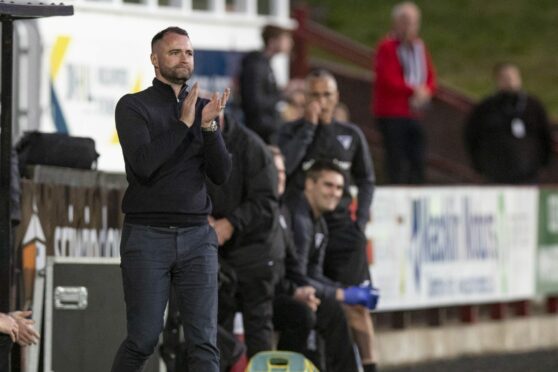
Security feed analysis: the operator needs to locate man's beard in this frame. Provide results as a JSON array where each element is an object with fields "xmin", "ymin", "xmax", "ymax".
[{"xmin": 160, "ymin": 64, "xmax": 193, "ymax": 85}]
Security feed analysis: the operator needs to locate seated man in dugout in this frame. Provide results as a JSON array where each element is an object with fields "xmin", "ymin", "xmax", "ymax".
[{"xmin": 273, "ymin": 154, "xmax": 378, "ymax": 371}]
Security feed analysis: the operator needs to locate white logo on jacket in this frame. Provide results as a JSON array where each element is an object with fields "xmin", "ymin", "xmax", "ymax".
[
  {"xmin": 315, "ymin": 233, "xmax": 325, "ymax": 249},
  {"xmin": 336, "ymin": 135, "xmax": 353, "ymax": 150}
]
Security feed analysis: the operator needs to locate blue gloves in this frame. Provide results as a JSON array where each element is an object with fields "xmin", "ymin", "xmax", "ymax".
[{"xmin": 343, "ymin": 284, "xmax": 380, "ymax": 310}]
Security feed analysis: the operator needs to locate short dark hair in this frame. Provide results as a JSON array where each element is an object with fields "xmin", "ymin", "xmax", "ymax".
[
  {"xmin": 151, "ymin": 27, "xmax": 189, "ymax": 49},
  {"xmin": 305, "ymin": 68, "xmax": 338, "ymax": 88},
  {"xmin": 305, "ymin": 159, "xmax": 345, "ymax": 182},
  {"xmin": 262, "ymin": 24, "xmax": 291, "ymax": 46}
]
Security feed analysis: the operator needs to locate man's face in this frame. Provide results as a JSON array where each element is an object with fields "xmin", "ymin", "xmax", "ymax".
[
  {"xmin": 306, "ymin": 170, "xmax": 344, "ymax": 214},
  {"xmin": 496, "ymin": 66, "xmax": 522, "ymax": 93},
  {"xmin": 151, "ymin": 32, "xmax": 194, "ymax": 85},
  {"xmin": 273, "ymin": 154, "xmax": 286, "ymax": 197},
  {"xmin": 394, "ymin": 6, "xmax": 421, "ymax": 42},
  {"xmin": 277, "ymin": 33, "xmax": 293, "ymax": 54},
  {"xmin": 306, "ymin": 78, "xmax": 339, "ymax": 118},
  {"xmin": 268, "ymin": 33, "xmax": 293, "ymax": 55}
]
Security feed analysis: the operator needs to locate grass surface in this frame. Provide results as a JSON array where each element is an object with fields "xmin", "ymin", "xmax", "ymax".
[{"xmin": 302, "ymin": 0, "xmax": 558, "ymax": 118}]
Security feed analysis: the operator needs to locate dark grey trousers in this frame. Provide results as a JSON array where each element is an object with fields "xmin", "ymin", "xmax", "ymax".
[{"xmin": 111, "ymin": 223, "xmax": 219, "ymax": 372}]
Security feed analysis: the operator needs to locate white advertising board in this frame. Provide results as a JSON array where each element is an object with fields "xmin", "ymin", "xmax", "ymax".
[{"xmin": 367, "ymin": 187, "xmax": 538, "ymax": 311}]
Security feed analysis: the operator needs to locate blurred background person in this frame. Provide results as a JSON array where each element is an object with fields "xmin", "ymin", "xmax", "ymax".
[
  {"xmin": 333, "ymin": 102, "xmax": 351, "ymax": 123},
  {"xmin": 464, "ymin": 62, "xmax": 552, "ymax": 184},
  {"xmin": 281, "ymin": 86, "xmax": 306, "ymax": 122},
  {"xmin": 239, "ymin": 24, "xmax": 293, "ymax": 144},
  {"xmin": 372, "ymin": 1, "xmax": 437, "ymax": 184}
]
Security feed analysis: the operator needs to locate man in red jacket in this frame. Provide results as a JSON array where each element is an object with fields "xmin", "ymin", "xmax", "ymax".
[{"xmin": 372, "ymin": 1, "xmax": 436, "ymax": 184}]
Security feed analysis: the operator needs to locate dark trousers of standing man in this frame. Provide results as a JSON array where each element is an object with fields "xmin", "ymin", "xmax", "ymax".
[
  {"xmin": 378, "ymin": 117, "xmax": 426, "ymax": 184},
  {"xmin": 111, "ymin": 223, "xmax": 220, "ymax": 372},
  {"xmin": 273, "ymin": 294, "xmax": 359, "ymax": 372}
]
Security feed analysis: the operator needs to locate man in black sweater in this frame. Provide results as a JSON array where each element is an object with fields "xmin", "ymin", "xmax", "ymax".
[
  {"xmin": 239, "ymin": 24, "xmax": 292, "ymax": 144},
  {"xmin": 206, "ymin": 112, "xmax": 280, "ymax": 358},
  {"xmin": 112, "ymin": 27, "xmax": 231, "ymax": 372}
]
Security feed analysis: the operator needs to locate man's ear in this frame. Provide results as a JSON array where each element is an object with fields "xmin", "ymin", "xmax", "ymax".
[
  {"xmin": 150, "ymin": 53, "xmax": 158, "ymax": 69},
  {"xmin": 304, "ymin": 177, "xmax": 314, "ymax": 192}
]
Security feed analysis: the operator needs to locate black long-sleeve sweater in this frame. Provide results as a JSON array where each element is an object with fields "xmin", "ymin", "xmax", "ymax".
[{"xmin": 115, "ymin": 78, "xmax": 231, "ymax": 226}]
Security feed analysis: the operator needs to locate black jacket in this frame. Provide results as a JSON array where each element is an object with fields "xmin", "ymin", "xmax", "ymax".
[
  {"xmin": 286, "ymin": 194, "xmax": 340, "ymax": 301},
  {"xmin": 239, "ymin": 51, "xmax": 282, "ymax": 144},
  {"xmin": 274, "ymin": 203, "xmax": 311, "ymax": 296},
  {"xmin": 115, "ymin": 78, "xmax": 231, "ymax": 226},
  {"xmin": 206, "ymin": 113, "xmax": 281, "ymax": 269},
  {"xmin": 465, "ymin": 91, "xmax": 551, "ymax": 183},
  {"xmin": 278, "ymin": 119, "xmax": 375, "ymax": 228}
]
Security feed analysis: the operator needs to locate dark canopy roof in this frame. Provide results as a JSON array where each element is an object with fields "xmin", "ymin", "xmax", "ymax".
[{"xmin": 0, "ymin": 0, "xmax": 73, "ymax": 19}]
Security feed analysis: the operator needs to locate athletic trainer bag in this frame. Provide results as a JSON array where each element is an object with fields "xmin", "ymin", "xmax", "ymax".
[{"xmin": 16, "ymin": 131, "xmax": 99, "ymax": 174}]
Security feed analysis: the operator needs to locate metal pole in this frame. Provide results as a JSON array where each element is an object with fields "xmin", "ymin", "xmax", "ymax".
[{"xmin": 0, "ymin": 17, "xmax": 14, "ymax": 318}]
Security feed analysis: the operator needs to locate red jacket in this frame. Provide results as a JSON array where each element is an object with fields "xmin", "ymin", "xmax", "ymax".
[{"xmin": 372, "ymin": 35, "xmax": 437, "ymax": 118}]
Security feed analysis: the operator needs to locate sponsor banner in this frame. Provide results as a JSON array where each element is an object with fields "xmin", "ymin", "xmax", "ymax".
[
  {"xmin": 537, "ymin": 188, "xmax": 558, "ymax": 294},
  {"xmin": 16, "ymin": 179, "xmax": 125, "ymax": 259},
  {"xmin": 368, "ymin": 187, "xmax": 538, "ymax": 311}
]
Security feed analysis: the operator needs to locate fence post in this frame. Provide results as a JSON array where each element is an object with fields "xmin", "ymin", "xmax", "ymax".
[{"xmin": 291, "ymin": 5, "xmax": 309, "ymax": 78}]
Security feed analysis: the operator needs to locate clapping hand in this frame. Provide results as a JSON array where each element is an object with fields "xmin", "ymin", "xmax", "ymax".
[
  {"xmin": 201, "ymin": 88, "xmax": 231, "ymax": 126},
  {"xmin": 180, "ymin": 82, "xmax": 200, "ymax": 127},
  {"xmin": 179, "ymin": 83, "xmax": 230, "ymax": 128}
]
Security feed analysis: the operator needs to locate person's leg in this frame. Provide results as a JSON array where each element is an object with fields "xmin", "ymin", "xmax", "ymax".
[
  {"xmin": 323, "ymin": 217, "xmax": 370, "ymax": 287},
  {"xmin": 315, "ymin": 298, "xmax": 359, "ymax": 372},
  {"xmin": 173, "ymin": 225, "xmax": 219, "ymax": 372},
  {"xmin": 405, "ymin": 118, "xmax": 426, "ymax": 184},
  {"xmin": 273, "ymin": 294, "xmax": 315, "ymax": 356},
  {"xmin": 217, "ymin": 259, "xmax": 238, "ymax": 332},
  {"xmin": 217, "ymin": 325, "xmax": 246, "ymax": 372},
  {"xmin": 323, "ymin": 216, "xmax": 377, "ymax": 371},
  {"xmin": 111, "ymin": 224, "xmax": 174, "ymax": 372},
  {"xmin": 160, "ymin": 290, "xmax": 180, "ymax": 372},
  {"xmin": 343, "ymin": 305, "xmax": 377, "ymax": 371},
  {"xmin": 378, "ymin": 118, "xmax": 408, "ymax": 184},
  {"xmin": 237, "ymin": 263, "xmax": 275, "ymax": 358}
]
